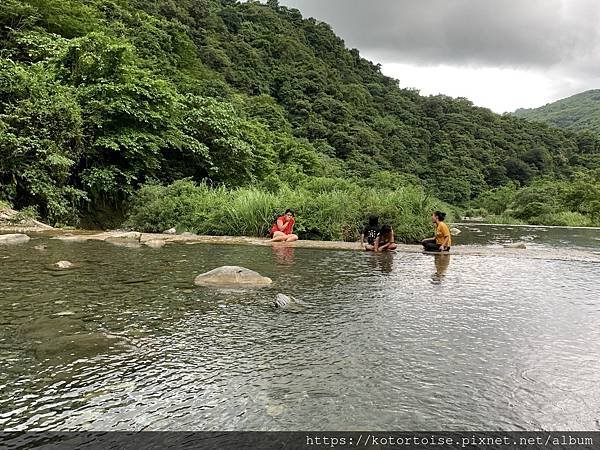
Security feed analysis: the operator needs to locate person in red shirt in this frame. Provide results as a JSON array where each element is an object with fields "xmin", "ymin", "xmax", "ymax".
[{"xmin": 271, "ymin": 209, "xmax": 299, "ymax": 242}]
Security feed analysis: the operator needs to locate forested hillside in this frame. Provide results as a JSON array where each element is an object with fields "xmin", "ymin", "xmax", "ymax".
[
  {"xmin": 515, "ymin": 90, "xmax": 600, "ymax": 134},
  {"xmin": 1, "ymin": 0, "xmax": 599, "ymax": 236}
]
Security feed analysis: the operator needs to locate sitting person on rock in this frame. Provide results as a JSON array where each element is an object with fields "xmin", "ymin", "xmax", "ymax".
[
  {"xmin": 374, "ymin": 225, "xmax": 397, "ymax": 252},
  {"xmin": 271, "ymin": 209, "xmax": 299, "ymax": 242},
  {"xmin": 361, "ymin": 215, "xmax": 380, "ymax": 251},
  {"xmin": 422, "ymin": 210, "xmax": 452, "ymax": 252}
]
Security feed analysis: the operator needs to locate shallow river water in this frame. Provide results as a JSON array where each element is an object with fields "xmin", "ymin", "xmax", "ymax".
[{"xmin": 1, "ymin": 226, "xmax": 599, "ymax": 431}]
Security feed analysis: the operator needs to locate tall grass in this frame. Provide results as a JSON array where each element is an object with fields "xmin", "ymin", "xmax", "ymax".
[{"xmin": 124, "ymin": 179, "xmax": 451, "ymax": 243}]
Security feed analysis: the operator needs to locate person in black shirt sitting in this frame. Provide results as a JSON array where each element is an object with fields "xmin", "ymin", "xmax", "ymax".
[{"xmin": 361, "ymin": 216, "xmax": 380, "ymax": 251}]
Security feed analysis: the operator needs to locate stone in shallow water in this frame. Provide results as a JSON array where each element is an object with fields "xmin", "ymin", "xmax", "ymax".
[
  {"xmin": 274, "ymin": 293, "xmax": 308, "ymax": 308},
  {"xmin": 55, "ymin": 260, "xmax": 74, "ymax": 269},
  {"xmin": 194, "ymin": 266, "xmax": 272, "ymax": 287},
  {"xmin": 163, "ymin": 228, "xmax": 177, "ymax": 235},
  {"xmin": 144, "ymin": 239, "xmax": 166, "ymax": 248},
  {"xmin": 0, "ymin": 234, "xmax": 30, "ymax": 245},
  {"xmin": 105, "ymin": 238, "xmax": 142, "ymax": 249},
  {"xmin": 503, "ymin": 242, "xmax": 527, "ymax": 249}
]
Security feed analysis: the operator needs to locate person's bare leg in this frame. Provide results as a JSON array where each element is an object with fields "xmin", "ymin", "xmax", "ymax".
[
  {"xmin": 388, "ymin": 243, "xmax": 398, "ymax": 250},
  {"xmin": 285, "ymin": 234, "xmax": 299, "ymax": 242},
  {"xmin": 364, "ymin": 244, "xmax": 375, "ymax": 251},
  {"xmin": 271, "ymin": 231, "xmax": 287, "ymax": 242}
]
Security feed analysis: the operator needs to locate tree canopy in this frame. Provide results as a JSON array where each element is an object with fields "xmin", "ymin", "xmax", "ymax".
[{"xmin": 0, "ymin": 0, "xmax": 598, "ymax": 227}]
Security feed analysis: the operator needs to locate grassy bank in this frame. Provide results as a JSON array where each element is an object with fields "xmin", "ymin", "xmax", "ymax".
[{"xmin": 124, "ymin": 179, "xmax": 452, "ymax": 243}]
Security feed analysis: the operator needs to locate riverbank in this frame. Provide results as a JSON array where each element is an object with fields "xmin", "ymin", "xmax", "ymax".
[{"xmin": 2, "ymin": 227, "xmax": 599, "ymax": 263}]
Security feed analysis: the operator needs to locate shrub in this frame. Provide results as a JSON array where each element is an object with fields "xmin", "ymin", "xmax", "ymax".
[{"xmin": 125, "ymin": 179, "xmax": 450, "ymax": 242}]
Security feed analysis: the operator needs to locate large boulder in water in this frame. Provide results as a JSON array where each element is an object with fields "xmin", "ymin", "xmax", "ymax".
[
  {"xmin": 194, "ymin": 266, "xmax": 272, "ymax": 287},
  {"xmin": 0, "ymin": 233, "xmax": 30, "ymax": 245}
]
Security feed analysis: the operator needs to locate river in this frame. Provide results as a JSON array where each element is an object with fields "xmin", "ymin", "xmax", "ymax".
[{"xmin": 1, "ymin": 225, "xmax": 599, "ymax": 431}]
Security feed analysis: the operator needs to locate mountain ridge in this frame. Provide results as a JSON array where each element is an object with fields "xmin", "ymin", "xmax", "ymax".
[{"xmin": 514, "ymin": 89, "xmax": 600, "ymax": 134}]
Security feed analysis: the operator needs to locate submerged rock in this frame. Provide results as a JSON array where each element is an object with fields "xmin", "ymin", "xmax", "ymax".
[
  {"xmin": 163, "ymin": 228, "xmax": 177, "ymax": 235},
  {"xmin": 503, "ymin": 242, "xmax": 527, "ymax": 250},
  {"xmin": 105, "ymin": 237, "xmax": 142, "ymax": 249},
  {"xmin": 18, "ymin": 316, "xmax": 86, "ymax": 340},
  {"xmin": 107, "ymin": 231, "xmax": 141, "ymax": 240},
  {"xmin": 52, "ymin": 234, "xmax": 89, "ymax": 242},
  {"xmin": 144, "ymin": 239, "xmax": 166, "ymax": 248},
  {"xmin": 194, "ymin": 266, "xmax": 272, "ymax": 287},
  {"xmin": 34, "ymin": 332, "xmax": 121, "ymax": 361},
  {"xmin": 0, "ymin": 234, "xmax": 30, "ymax": 245},
  {"xmin": 53, "ymin": 311, "xmax": 76, "ymax": 316},
  {"xmin": 34, "ymin": 244, "xmax": 48, "ymax": 251}
]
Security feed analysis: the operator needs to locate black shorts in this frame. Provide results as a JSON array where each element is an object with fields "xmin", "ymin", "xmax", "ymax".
[{"xmin": 422, "ymin": 239, "xmax": 450, "ymax": 252}]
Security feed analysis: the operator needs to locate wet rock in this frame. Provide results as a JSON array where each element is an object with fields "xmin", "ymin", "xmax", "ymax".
[
  {"xmin": 0, "ymin": 206, "xmax": 53, "ymax": 229},
  {"xmin": 163, "ymin": 228, "xmax": 177, "ymax": 235},
  {"xmin": 503, "ymin": 242, "xmax": 527, "ymax": 250},
  {"xmin": 274, "ymin": 293, "xmax": 308, "ymax": 308},
  {"xmin": 180, "ymin": 231, "xmax": 197, "ymax": 237},
  {"xmin": 106, "ymin": 231, "xmax": 141, "ymax": 240},
  {"xmin": 194, "ymin": 266, "xmax": 272, "ymax": 287},
  {"xmin": 34, "ymin": 244, "xmax": 48, "ymax": 251},
  {"xmin": 144, "ymin": 239, "xmax": 166, "ymax": 249},
  {"xmin": 52, "ymin": 234, "xmax": 89, "ymax": 242},
  {"xmin": 450, "ymin": 227, "xmax": 462, "ymax": 235},
  {"xmin": 55, "ymin": 260, "xmax": 74, "ymax": 269},
  {"xmin": 0, "ymin": 234, "xmax": 30, "ymax": 245}
]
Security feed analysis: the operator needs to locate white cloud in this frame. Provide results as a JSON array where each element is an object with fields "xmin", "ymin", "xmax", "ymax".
[
  {"xmin": 374, "ymin": 62, "xmax": 572, "ymax": 113},
  {"xmin": 276, "ymin": 0, "xmax": 600, "ymax": 112}
]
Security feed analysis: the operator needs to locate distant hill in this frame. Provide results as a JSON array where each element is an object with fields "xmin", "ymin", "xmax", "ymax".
[{"xmin": 514, "ymin": 90, "xmax": 600, "ymax": 134}]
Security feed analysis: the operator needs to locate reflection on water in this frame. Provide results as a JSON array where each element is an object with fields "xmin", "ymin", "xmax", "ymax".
[
  {"xmin": 271, "ymin": 245, "xmax": 295, "ymax": 266},
  {"xmin": 0, "ymin": 229, "xmax": 599, "ymax": 432},
  {"xmin": 368, "ymin": 252, "xmax": 394, "ymax": 274},
  {"xmin": 431, "ymin": 254, "xmax": 451, "ymax": 284}
]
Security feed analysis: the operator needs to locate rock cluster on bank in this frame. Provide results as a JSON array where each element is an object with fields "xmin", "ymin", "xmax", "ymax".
[{"xmin": 0, "ymin": 206, "xmax": 54, "ymax": 231}]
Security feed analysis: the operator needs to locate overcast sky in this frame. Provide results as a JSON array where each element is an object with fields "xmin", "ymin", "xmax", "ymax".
[{"xmin": 274, "ymin": 0, "xmax": 600, "ymax": 113}]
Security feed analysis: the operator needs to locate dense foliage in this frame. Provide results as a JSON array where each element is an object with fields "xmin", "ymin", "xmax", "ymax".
[
  {"xmin": 125, "ymin": 176, "xmax": 451, "ymax": 242},
  {"xmin": 1, "ymin": 0, "xmax": 599, "ymax": 236},
  {"xmin": 468, "ymin": 170, "xmax": 600, "ymax": 227},
  {"xmin": 514, "ymin": 90, "xmax": 600, "ymax": 135}
]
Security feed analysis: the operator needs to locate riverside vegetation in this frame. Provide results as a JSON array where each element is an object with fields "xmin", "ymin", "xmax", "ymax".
[{"xmin": 1, "ymin": 0, "xmax": 600, "ymax": 240}]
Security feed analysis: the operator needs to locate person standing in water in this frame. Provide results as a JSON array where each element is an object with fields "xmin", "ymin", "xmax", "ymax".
[
  {"xmin": 271, "ymin": 209, "xmax": 299, "ymax": 242},
  {"xmin": 361, "ymin": 216, "xmax": 380, "ymax": 251},
  {"xmin": 374, "ymin": 224, "xmax": 398, "ymax": 252},
  {"xmin": 422, "ymin": 211, "xmax": 452, "ymax": 252}
]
